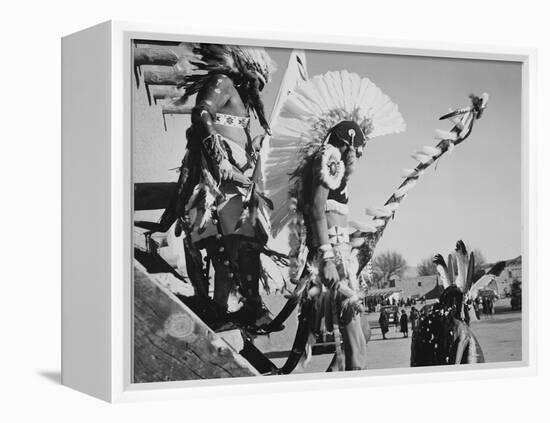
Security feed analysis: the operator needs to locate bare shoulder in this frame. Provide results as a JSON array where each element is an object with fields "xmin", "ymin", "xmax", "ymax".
[
  {"xmin": 314, "ymin": 144, "xmax": 344, "ymax": 190},
  {"xmin": 202, "ymin": 73, "xmax": 234, "ymax": 91}
]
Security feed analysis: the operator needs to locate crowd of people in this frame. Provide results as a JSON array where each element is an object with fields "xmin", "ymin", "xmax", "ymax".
[
  {"xmin": 378, "ymin": 306, "xmax": 421, "ymax": 340},
  {"xmin": 376, "ymin": 293, "xmax": 498, "ymax": 341},
  {"xmin": 364, "ymin": 296, "xmax": 426, "ymax": 314}
]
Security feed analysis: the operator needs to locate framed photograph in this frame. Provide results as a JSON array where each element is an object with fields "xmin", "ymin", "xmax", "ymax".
[{"xmin": 61, "ymin": 21, "xmax": 536, "ymax": 402}]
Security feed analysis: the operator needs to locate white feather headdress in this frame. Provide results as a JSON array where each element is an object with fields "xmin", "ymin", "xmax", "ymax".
[{"xmin": 263, "ymin": 70, "xmax": 406, "ymax": 236}]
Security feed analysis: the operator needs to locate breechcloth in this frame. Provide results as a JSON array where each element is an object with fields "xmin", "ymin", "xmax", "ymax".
[{"xmin": 188, "ymin": 135, "xmax": 256, "ymax": 243}]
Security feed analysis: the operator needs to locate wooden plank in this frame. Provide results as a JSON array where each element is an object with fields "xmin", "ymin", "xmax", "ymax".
[
  {"xmin": 134, "ymin": 48, "xmax": 179, "ymax": 67},
  {"xmin": 133, "ymin": 262, "xmax": 260, "ymax": 383}
]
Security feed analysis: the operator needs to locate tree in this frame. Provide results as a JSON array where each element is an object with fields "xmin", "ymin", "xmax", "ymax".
[
  {"xmin": 417, "ymin": 256, "xmax": 437, "ymax": 276},
  {"xmin": 372, "ymin": 251, "xmax": 407, "ymax": 288}
]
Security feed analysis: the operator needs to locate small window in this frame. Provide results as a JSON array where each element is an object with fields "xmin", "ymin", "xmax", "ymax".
[{"xmin": 418, "ymin": 281, "xmax": 422, "ymax": 287}]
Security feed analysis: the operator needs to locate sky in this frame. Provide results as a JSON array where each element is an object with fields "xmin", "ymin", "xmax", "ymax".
[{"xmin": 133, "ymin": 46, "xmax": 522, "ymax": 267}]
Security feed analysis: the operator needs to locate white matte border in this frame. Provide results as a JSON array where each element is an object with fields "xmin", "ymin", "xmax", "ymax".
[{"xmin": 109, "ymin": 20, "xmax": 537, "ymax": 403}]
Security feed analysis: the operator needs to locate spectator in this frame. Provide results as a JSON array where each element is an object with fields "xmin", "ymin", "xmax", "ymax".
[
  {"xmin": 379, "ymin": 310, "xmax": 389, "ymax": 340},
  {"xmin": 400, "ymin": 309, "xmax": 409, "ymax": 337},
  {"xmin": 410, "ymin": 306, "xmax": 419, "ymax": 331}
]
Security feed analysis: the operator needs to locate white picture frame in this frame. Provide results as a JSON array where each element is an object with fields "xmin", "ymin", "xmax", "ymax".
[{"xmin": 61, "ymin": 20, "xmax": 537, "ymax": 403}]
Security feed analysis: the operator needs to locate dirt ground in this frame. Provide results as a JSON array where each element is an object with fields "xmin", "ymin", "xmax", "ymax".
[{"xmin": 256, "ymin": 297, "xmax": 522, "ymax": 374}]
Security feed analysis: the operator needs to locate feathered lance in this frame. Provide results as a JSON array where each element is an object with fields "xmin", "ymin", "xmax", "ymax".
[{"xmin": 354, "ymin": 93, "xmax": 489, "ymax": 275}]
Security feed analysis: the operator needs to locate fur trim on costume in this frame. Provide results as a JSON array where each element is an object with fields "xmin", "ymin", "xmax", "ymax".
[{"xmin": 318, "ymin": 145, "xmax": 344, "ymax": 190}]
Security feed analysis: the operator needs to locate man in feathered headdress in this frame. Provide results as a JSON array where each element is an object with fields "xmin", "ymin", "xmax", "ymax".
[
  {"xmin": 263, "ymin": 71, "xmax": 406, "ymax": 371},
  {"xmin": 411, "ymin": 241, "xmax": 504, "ymax": 366},
  {"xmin": 156, "ymin": 44, "xmax": 276, "ymax": 328},
  {"xmin": 299, "ymin": 120, "xmax": 373, "ymax": 370}
]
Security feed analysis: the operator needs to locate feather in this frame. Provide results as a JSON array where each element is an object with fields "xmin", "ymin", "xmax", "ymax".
[
  {"xmin": 384, "ymin": 202, "xmax": 400, "ymax": 212},
  {"xmin": 480, "ymin": 92, "xmax": 489, "ymax": 110},
  {"xmin": 459, "ymin": 113, "xmax": 474, "ymax": 139},
  {"xmin": 401, "ymin": 168, "xmax": 425, "ymax": 178},
  {"xmin": 447, "ymin": 253, "xmax": 455, "ymax": 285},
  {"xmin": 348, "ymin": 220, "xmax": 378, "ymax": 233},
  {"xmin": 394, "ymin": 180, "xmax": 417, "ymax": 198},
  {"xmin": 421, "ymin": 146, "xmax": 442, "ymax": 156},
  {"xmin": 371, "ymin": 219, "xmax": 386, "ymax": 228},
  {"xmin": 365, "ymin": 207, "xmax": 392, "ymax": 218},
  {"xmin": 454, "ymin": 240, "xmax": 469, "ymax": 292},
  {"xmin": 466, "ymin": 251, "xmax": 475, "ymax": 292},
  {"xmin": 412, "ymin": 152, "xmax": 432, "ymax": 164},
  {"xmin": 438, "ymin": 106, "xmax": 471, "ymax": 121},
  {"xmin": 350, "ymin": 236, "xmax": 367, "ymax": 248},
  {"xmin": 433, "ymin": 254, "xmax": 451, "ymax": 288},
  {"xmin": 185, "ymin": 184, "xmax": 216, "ymax": 234},
  {"xmin": 445, "ymin": 108, "xmax": 463, "ymax": 126},
  {"xmin": 447, "ymin": 142, "xmax": 455, "ymax": 154},
  {"xmin": 434, "ymin": 129, "xmax": 458, "ymax": 141}
]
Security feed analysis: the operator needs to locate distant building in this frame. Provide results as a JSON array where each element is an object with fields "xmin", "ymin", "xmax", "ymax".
[
  {"xmin": 394, "ymin": 275, "xmax": 440, "ymax": 299},
  {"xmin": 492, "ymin": 256, "xmax": 522, "ymax": 296}
]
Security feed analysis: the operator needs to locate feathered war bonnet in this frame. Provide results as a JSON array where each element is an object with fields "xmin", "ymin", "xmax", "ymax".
[
  {"xmin": 263, "ymin": 70, "xmax": 406, "ymax": 236},
  {"xmin": 182, "ymin": 44, "xmax": 276, "ymax": 90}
]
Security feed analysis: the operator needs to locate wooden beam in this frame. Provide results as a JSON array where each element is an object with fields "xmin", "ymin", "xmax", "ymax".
[
  {"xmin": 133, "ymin": 262, "xmax": 259, "ymax": 382},
  {"xmin": 144, "ymin": 69, "xmax": 184, "ymax": 86},
  {"xmin": 151, "ymin": 86, "xmax": 185, "ymax": 103},
  {"xmin": 134, "ymin": 48, "xmax": 179, "ymax": 67},
  {"xmin": 134, "ymin": 182, "xmax": 177, "ymax": 211},
  {"xmin": 162, "ymin": 103, "xmax": 193, "ymax": 115}
]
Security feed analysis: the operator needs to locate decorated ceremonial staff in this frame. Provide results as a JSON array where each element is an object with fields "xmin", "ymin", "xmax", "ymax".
[
  {"xmin": 411, "ymin": 240, "xmax": 506, "ymax": 366},
  {"xmin": 264, "ymin": 84, "xmax": 489, "ymax": 372},
  {"xmin": 146, "ymin": 44, "xmax": 277, "ymax": 328}
]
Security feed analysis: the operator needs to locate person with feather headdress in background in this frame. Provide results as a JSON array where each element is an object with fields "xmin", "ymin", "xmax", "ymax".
[
  {"xmin": 263, "ymin": 71, "xmax": 406, "ymax": 371},
  {"xmin": 152, "ymin": 44, "xmax": 276, "ymax": 329},
  {"xmin": 410, "ymin": 240, "xmax": 506, "ymax": 366}
]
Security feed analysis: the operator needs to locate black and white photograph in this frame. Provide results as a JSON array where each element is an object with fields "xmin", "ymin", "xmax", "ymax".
[
  {"xmin": 132, "ymin": 41, "xmax": 522, "ymax": 383},
  {"xmin": 6, "ymin": 0, "xmax": 550, "ymax": 418}
]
